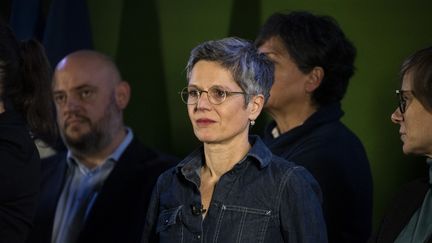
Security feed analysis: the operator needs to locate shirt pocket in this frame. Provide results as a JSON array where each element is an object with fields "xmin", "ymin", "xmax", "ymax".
[
  {"xmin": 156, "ymin": 205, "xmax": 184, "ymax": 243},
  {"xmin": 214, "ymin": 204, "xmax": 272, "ymax": 243}
]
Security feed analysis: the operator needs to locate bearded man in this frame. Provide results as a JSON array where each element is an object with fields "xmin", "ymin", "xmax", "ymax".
[{"xmin": 26, "ymin": 50, "xmax": 177, "ymax": 243}]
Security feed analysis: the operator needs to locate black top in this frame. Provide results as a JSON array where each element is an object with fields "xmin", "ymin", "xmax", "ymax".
[
  {"xmin": 0, "ymin": 110, "xmax": 40, "ymax": 243},
  {"xmin": 26, "ymin": 137, "xmax": 178, "ymax": 243},
  {"xmin": 263, "ymin": 102, "xmax": 373, "ymax": 243},
  {"xmin": 370, "ymin": 177, "xmax": 431, "ymax": 243}
]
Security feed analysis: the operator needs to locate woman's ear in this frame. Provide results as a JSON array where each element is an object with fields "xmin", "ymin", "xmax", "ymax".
[
  {"xmin": 115, "ymin": 81, "xmax": 131, "ymax": 109},
  {"xmin": 248, "ymin": 94, "xmax": 265, "ymax": 121},
  {"xmin": 305, "ymin": 66, "xmax": 324, "ymax": 93}
]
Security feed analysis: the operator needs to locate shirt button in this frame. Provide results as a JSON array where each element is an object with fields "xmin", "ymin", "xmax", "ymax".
[
  {"xmin": 197, "ymin": 235, "xmax": 201, "ymax": 239},
  {"xmin": 164, "ymin": 219, "xmax": 169, "ymax": 225}
]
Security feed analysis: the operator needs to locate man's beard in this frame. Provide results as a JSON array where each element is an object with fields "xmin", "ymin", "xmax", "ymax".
[{"xmin": 61, "ymin": 96, "xmax": 121, "ymax": 156}]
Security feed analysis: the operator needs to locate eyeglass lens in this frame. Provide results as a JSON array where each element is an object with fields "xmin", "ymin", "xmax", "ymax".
[{"xmin": 180, "ymin": 87, "xmax": 227, "ymax": 105}]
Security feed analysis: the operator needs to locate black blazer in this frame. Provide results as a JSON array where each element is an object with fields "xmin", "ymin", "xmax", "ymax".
[
  {"xmin": 26, "ymin": 137, "xmax": 177, "ymax": 243},
  {"xmin": 370, "ymin": 178, "xmax": 431, "ymax": 243},
  {"xmin": 0, "ymin": 111, "xmax": 40, "ymax": 243}
]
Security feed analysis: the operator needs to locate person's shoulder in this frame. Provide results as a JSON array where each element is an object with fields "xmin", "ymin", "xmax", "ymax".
[
  {"xmin": 0, "ymin": 122, "xmax": 28, "ymax": 141},
  {"xmin": 123, "ymin": 137, "xmax": 162, "ymax": 158},
  {"xmin": 40, "ymin": 150, "xmax": 67, "ymax": 170},
  {"xmin": 265, "ymin": 155, "xmax": 321, "ymax": 192},
  {"xmin": 152, "ymin": 165, "xmax": 180, "ymax": 191},
  {"xmin": 374, "ymin": 177, "xmax": 429, "ymax": 242},
  {"xmin": 394, "ymin": 177, "xmax": 429, "ymax": 198},
  {"xmin": 320, "ymin": 120, "xmax": 365, "ymax": 146},
  {"xmin": 157, "ymin": 165, "xmax": 178, "ymax": 179},
  {"xmin": 41, "ymin": 150, "xmax": 67, "ymax": 163},
  {"xmin": 266, "ymin": 154, "xmax": 313, "ymax": 179},
  {"xmin": 0, "ymin": 111, "xmax": 35, "ymax": 154},
  {"xmin": 382, "ymin": 177, "xmax": 429, "ymax": 216},
  {"xmin": 324, "ymin": 121, "xmax": 370, "ymax": 163},
  {"xmin": 268, "ymin": 154, "xmax": 298, "ymax": 168},
  {"xmin": 123, "ymin": 137, "xmax": 179, "ymax": 169},
  {"xmin": 298, "ymin": 120, "xmax": 367, "ymax": 160}
]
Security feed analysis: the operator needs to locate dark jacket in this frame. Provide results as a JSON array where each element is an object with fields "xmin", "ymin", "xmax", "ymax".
[
  {"xmin": 370, "ymin": 178, "xmax": 432, "ymax": 243},
  {"xmin": 0, "ymin": 110, "xmax": 40, "ymax": 243},
  {"xmin": 142, "ymin": 136, "xmax": 327, "ymax": 243},
  {"xmin": 26, "ymin": 137, "xmax": 177, "ymax": 243},
  {"xmin": 263, "ymin": 102, "xmax": 373, "ymax": 243}
]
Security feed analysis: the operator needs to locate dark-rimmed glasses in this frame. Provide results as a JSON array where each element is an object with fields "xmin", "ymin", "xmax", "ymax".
[
  {"xmin": 179, "ymin": 86, "xmax": 247, "ymax": 105},
  {"xmin": 396, "ymin": 89, "xmax": 415, "ymax": 113}
]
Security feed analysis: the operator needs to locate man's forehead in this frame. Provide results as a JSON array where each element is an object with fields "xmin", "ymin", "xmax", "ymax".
[
  {"xmin": 52, "ymin": 70, "xmax": 105, "ymax": 92},
  {"xmin": 53, "ymin": 53, "xmax": 119, "ymax": 91}
]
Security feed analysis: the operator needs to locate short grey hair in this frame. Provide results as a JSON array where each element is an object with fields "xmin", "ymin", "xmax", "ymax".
[{"xmin": 186, "ymin": 37, "xmax": 274, "ymax": 104}]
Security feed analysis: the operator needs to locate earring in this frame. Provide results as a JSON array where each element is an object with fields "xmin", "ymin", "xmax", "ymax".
[{"xmin": 250, "ymin": 120, "xmax": 255, "ymax": 126}]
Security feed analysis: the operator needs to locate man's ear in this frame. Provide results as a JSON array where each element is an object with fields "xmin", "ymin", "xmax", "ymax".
[
  {"xmin": 305, "ymin": 66, "xmax": 324, "ymax": 93},
  {"xmin": 115, "ymin": 81, "xmax": 131, "ymax": 109},
  {"xmin": 248, "ymin": 94, "xmax": 265, "ymax": 121}
]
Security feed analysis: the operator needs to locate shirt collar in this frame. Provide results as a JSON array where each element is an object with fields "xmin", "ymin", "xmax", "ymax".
[
  {"xmin": 66, "ymin": 127, "xmax": 134, "ymax": 171},
  {"xmin": 176, "ymin": 135, "xmax": 273, "ymax": 175},
  {"xmin": 246, "ymin": 135, "xmax": 273, "ymax": 168}
]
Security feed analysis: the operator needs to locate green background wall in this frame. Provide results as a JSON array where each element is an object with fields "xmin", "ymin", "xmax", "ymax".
[{"xmin": 87, "ymin": 0, "xmax": 431, "ymax": 229}]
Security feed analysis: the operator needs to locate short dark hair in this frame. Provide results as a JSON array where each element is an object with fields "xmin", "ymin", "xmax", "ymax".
[
  {"xmin": 400, "ymin": 46, "xmax": 432, "ymax": 111},
  {"xmin": 255, "ymin": 11, "xmax": 356, "ymax": 105}
]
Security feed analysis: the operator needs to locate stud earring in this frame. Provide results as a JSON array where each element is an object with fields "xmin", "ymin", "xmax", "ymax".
[{"xmin": 250, "ymin": 120, "xmax": 255, "ymax": 126}]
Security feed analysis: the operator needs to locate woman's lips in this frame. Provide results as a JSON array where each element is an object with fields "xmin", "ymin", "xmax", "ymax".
[{"xmin": 196, "ymin": 118, "xmax": 216, "ymax": 126}]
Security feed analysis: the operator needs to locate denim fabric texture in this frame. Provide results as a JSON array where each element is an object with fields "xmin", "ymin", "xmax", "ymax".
[{"xmin": 142, "ymin": 136, "xmax": 327, "ymax": 243}]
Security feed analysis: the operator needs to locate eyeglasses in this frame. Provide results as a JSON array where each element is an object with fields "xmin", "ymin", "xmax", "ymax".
[
  {"xmin": 395, "ymin": 89, "xmax": 415, "ymax": 113},
  {"xmin": 179, "ymin": 86, "xmax": 247, "ymax": 105}
]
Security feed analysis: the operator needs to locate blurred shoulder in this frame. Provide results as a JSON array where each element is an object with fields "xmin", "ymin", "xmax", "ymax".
[
  {"xmin": 267, "ymin": 154, "xmax": 317, "ymax": 183},
  {"xmin": 125, "ymin": 137, "xmax": 179, "ymax": 171}
]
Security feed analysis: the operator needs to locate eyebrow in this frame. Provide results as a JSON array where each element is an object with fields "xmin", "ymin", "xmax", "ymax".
[
  {"xmin": 53, "ymin": 84, "xmax": 96, "ymax": 93},
  {"xmin": 261, "ymin": 50, "xmax": 277, "ymax": 56},
  {"xmin": 75, "ymin": 85, "xmax": 97, "ymax": 91}
]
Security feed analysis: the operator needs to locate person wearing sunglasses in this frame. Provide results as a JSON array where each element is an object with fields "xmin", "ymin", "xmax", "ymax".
[
  {"xmin": 371, "ymin": 46, "xmax": 432, "ymax": 243},
  {"xmin": 142, "ymin": 37, "xmax": 327, "ymax": 243}
]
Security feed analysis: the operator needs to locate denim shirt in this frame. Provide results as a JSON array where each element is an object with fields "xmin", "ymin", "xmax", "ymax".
[{"xmin": 142, "ymin": 136, "xmax": 327, "ymax": 243}]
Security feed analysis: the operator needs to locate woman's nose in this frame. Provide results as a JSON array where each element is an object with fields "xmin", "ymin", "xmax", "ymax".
[
  {"xmin": 391, "ymin": 107, "xmax": 403, "ymax": 124},
  {"xmin": 196, "ymin": 92, "xmax": 211, "ymax": 110}
]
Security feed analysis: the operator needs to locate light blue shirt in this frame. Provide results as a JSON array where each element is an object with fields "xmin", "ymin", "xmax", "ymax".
[
  {"xmin": 51, "ymin": 128, "xmax": 133, "ymax": 243},
  {"xmin": 395, "ymin": 158, "xmax": 432, "ymax": 243}
]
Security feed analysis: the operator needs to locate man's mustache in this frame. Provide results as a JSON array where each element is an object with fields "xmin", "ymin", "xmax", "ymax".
[{"xmin": 64, "ymin": 114, "xmax": 91, "ymax": 128}]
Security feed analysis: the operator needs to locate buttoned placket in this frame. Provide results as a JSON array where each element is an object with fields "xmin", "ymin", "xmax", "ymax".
[
  {"xmin": 176, "ymin": 143, "xmax": 260, "ymax": 243},
  {"xmin": 182, "ymin": 164, "xmax": 205, "ymax": 242},
  {"xmin": 202, "ymin": 160, "xmax": 247, "ymax": 242}
]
